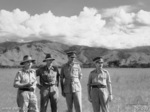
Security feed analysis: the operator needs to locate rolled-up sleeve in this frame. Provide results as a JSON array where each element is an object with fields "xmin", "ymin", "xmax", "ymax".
[
  {"xmin": 78, "ymin": 65, "xmax": 83, "ymax": 79},
  {"xmin": 87, "ymin": 73, "xmax": 92, "ymax": 86},
  {"xmin": 14, "ymin": 71, "xmax": 21, "ymax": 82},
  {"xmin": 36, "ymin": 68, "xmax": 41, "ymax": 77},
  {"xmin": 60, "ymin": 67, "xmax": 65, "ymax": 79},
  {"xmin": 106, "ymin": 71, "xmax": 111, "ymax": 83},
  {"xmin": 13, "ymin": 71, "xmax": 21, "ymax": 87}
]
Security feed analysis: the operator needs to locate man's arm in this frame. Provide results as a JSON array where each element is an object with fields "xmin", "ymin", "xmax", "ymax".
[
  {"xmin": 78, "ymin": 64, "xmax": 83, "ymax": 80},
  {"xmin": 87, "ymin": 72, "xmax": 92, "ymax": 102},
  {"xmin": 13, "ymin": 71, "xmax": 33, "ymax": 88},
  {"xmin": 36, "ymin": 68, "xmax": 41, "ymax": 77},
  {"xmin": 106, "ymin": 71, "xmax": 113, "ymax": 102},
  {"xmin": 60, "ymin": 66, "xmax": 65, "ymax": 97},
  {"xmin": 55, "ymin": 67, "xmax": 60, "ymax": 87},
  {"xmin": 32, "ymin": 70, "xmax": 38, "ymax": 87},
  {"xmin": 14, "ymin": 81, "xmax": 33, "ymax": 88},
  {"xmin": 36, "ymin": 68, "xmax": 42, "ymax": 89}
]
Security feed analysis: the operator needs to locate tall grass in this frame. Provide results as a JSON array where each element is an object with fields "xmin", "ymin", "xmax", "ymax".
[{"xmin": 1, "ymin": 68, "xmax": 150, "ymax": 112}]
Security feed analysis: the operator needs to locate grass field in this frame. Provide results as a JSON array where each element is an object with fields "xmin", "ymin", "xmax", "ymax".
[{"xmin": 1, "ymin": 68, "xmax": 150, "ymax": 112}]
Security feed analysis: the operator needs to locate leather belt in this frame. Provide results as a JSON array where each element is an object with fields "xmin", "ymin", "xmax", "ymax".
[
  {"xmin": 42, "ymin": 83, "xmax": 57, "ymax": 87},
  {"xmin": 19, "ymin": 88, "xmax": 34, "ymax": 92},
  {"xmin": 92, "ymin": 85, "xmax": 106, "ymax": 88}
]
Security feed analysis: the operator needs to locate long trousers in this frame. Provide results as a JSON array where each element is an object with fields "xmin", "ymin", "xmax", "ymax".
[
  {"xmin": 65, "ymin": 91, "xmax": 82, "ymax": 112},
  {"xmin": 91, "ymin": 88, "xmax": 109, "ymax": 112},
  {"xmin": 40, "ymin": 86, "xmax": 59, "ymax": 112}
]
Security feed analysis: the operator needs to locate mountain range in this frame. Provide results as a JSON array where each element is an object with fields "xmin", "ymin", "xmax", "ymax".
[{"xmin": 0, "ymin": 40, "xmax": 150, "ymax": 68}]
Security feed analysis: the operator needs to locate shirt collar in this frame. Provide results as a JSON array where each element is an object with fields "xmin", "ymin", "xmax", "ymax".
[
  {"xmin": 67, "ymin": 61, "xmax": 76, "ymax": 66},
  {"xmin": 44, "ymin": 65, "xmax": 54, "ymax": 70},
  {"xmin": 94, "ymin": 68, "xmax": 104, "ymax": 74},
  {"xmin": 22, "ymin": 68, "xmax": 32, "ymax": 73}
]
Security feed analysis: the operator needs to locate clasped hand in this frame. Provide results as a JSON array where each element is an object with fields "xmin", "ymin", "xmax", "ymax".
[{"xmin": 25, "ymin": 82, "xmax": 34, "ymax": 87}]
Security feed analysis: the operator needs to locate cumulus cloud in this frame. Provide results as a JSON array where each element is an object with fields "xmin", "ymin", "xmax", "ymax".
[
  {"xmin": 135, "ymin": 10, "xmax": 150, "ymax": 25},
  {"xmin": 0, "ymin": 6, "xmax": 150, "ymax": 49}
]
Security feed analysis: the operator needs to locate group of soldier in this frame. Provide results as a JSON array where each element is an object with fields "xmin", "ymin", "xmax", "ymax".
[{"xmin": 13, "ymin": 51, "xmax": 113, "ymax": 112}]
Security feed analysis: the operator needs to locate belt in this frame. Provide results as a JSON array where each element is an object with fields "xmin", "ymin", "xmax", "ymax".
[
  {"xmin": 91, "ymin": 85, "xmax": 106, "ymax": 88},
  {"xmin": 42, "ymin": 83, "xmax": 57, "ymax": 87},
  {"xmin": 19, "ymin": 88, "xmax": 34, "ymax": 92}
]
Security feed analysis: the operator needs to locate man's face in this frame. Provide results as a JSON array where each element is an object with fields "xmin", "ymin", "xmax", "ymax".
[
  {"xmin": 46, "ymin": 60, "xmax": 53, "ymax": 66},
  {"xmin": 24, "ymin": 61, "xmax": 33, "ymax": 69},
  {"xmin": 95, "ymin": 61, "xmax": 103, "ymax": 68},
  {"xmin": 68, "ymin": 56, "xmax": 76, "ymax": 62}
]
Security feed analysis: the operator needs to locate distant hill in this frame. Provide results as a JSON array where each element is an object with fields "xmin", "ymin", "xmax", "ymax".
[{"xmin": 0, "ymin": 40, "xmax": 150, "ymax": 68}]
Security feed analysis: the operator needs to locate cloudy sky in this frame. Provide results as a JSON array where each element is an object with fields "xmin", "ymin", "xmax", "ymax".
[{"xmin": 0, "ymin": 0, "xmax": 150, "ymax": 49}]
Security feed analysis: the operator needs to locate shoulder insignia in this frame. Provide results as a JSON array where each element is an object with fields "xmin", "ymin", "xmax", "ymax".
[
  {"xmin": 18, "ymin": 70, "xmax": 22, "ymax": 74},
  {"xmin": 52, "ymin": 66, "xmax": 58, "ymax": 71},
  {"xmin": 62, "ymin": 64, "xmax": 67, "ymax": 68},
  {"xmin": 102, "ymin": 69, "xmax": 109, "ymax": 75}
]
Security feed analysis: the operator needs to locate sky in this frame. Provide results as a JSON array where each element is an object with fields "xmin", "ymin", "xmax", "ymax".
[{"xmin": 0, "ymin": 0, "xmax": 150, "ymax": 49}]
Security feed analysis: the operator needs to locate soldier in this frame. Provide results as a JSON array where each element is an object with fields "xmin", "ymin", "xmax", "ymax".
[
  {"xmin": 87, "ymin": 57, "xmax": 113, "ymax": 112},
  {"xmin": 36, "ymin": 54, "xmax": 60, "ymax": 112},
  {"xmin": 60, "ymin": 51, "xmax": 82, "ymax": 112},
  {"xmin": 13, "ymin": 55, "xmax": 39, "ymax": 112}
]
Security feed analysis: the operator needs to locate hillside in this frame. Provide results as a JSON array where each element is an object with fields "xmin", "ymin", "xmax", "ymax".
[{"xmin": 0, "ymin": 40, "xmax": 150, "ymax": 67}]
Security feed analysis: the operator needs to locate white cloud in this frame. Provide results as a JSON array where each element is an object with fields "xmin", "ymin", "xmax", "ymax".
[
  {"xmin": 135, "ymin": 10, "xmax": 150, "ymax": 25},
  {"xmin": 0, "ymin": 9, "xmax": 31, "ymax": 37},
  {"xmin": 101, "ymin": 5, "xmax": 135, "ymax": 18},
  {"xmin": 0, "ymin": 7, "xmax": 150, "ymax": 49},
  {"xmin": 101, "ymin": 6, "xmax": 136, "ymax": 27}
]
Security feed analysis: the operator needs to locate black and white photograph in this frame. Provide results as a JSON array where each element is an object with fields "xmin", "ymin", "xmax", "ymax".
[{"xmin": 0, "ymin": 0, "xmax": 150, "ymax": 112}]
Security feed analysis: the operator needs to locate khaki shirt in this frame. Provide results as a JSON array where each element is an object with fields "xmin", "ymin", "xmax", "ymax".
[
  {"xmin": 36, "ymin": 66, "xmax": 59, "ymax": 86},
  {"xmin": 88, "ymin": 69, "xmax": 111, "ymax": 87},
  {"xmin": 14, "ymin": 69, "xmax": 37, "ymax": 92},
  {"xmin": 61, "ymin": 62, "xmax": 82, "ymax": 93}
]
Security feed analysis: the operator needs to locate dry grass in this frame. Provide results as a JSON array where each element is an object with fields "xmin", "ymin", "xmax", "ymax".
[{"xmin": 1, "ymin": 68, "xmax": 150, "ymax": 112}]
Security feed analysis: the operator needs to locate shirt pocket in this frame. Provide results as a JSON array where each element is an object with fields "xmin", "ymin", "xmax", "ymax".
[
  {"xmin": 100, "ymin": 74, "xmax": 107, "ymax": 79},
  {"xmin": 72, "ymin": 82, "xmax": 81, "ymax": 92},
  {"xmin": 47, "ymin": 71, "xmax": 57, "ymax": 82},
  {"xmin": 98, "ymin": 74, "xmax": 107, "ymax": 83},
  {"xmin": 41, "ymin": 71, "xmax": 49, "ymax": 80},
  {"xmin": 30, "ymin": 73, "xmax": 36, "ymax": 83},
  {"xmin": 71, "ymin": 67, "xmax": 79, "ymax": 77},
  {"xmin": 21, "ymin": 74, "xmax": 29, "ymax": 83}
]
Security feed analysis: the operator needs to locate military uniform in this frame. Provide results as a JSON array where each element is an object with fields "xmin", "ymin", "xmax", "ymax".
[
  {"xmin": 14, "ymin": 69, "xmax": 39, "ymax": 112},
  {"xmin": 88, "ymin": 68, "xmax": 111, "ymax": 112},
  {"xmin": 61, "ymin": 62, "xmax": 82, "ymax": 112},
  {"xmin": 36, "ymin": 65, "xmax": 59, "ymax": 112}
]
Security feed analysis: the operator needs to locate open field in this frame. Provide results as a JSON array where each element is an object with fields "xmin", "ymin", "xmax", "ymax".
[{"xmin": 1, "ymin": 68, "xmax": 150, "ymax": 112}]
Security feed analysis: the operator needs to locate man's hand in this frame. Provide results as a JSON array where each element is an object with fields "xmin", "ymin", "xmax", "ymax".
[
  {"xmin": 108, "ymin": 94, "xmax": 113, "ymax": 102},
  {"xmin": 29, "ymin": 86, "xmax": 34, "ymax": 91},
  {"xmin": 25, "ymin": 82, "xmax": 33, "ymax": 87},
  {"xmin": 88, "ymin": 95, "xmax": 92, "ymax": 102},
  {"xmin": 62, "ymin": 91, "xmax": 65, "ymax": 97},
  {"xmin": 36, "ymin": 83, "xmax": 42, "ymax": 89}
]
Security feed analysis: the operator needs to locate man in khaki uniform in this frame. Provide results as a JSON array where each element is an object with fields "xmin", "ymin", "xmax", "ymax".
[
  {"xmin": 36, "ymin": 54, "xmax": 60, "ymax": 112},
  {"xmin": 60, "ymin": 51, "xmax": 82, "ymax": 112},
  {"xmin": 13, "ymin": 55, "xmax": 39, "ymax": 112},
  {"xmin": 87, "ymin": 57, "xmax": 113, "ymax": 112}
]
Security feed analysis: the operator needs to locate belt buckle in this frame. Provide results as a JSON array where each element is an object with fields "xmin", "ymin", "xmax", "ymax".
[
  {"xmin": 98, "ymin": 85, "xmax": 106, "ymax": 88},
  {"xmin": 29, "ymin": 87, "xmax": 34, "ymax": 91},
  {"xmin": 19, "ymin": 87, "xmax": 34, "ymax": 92}
]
